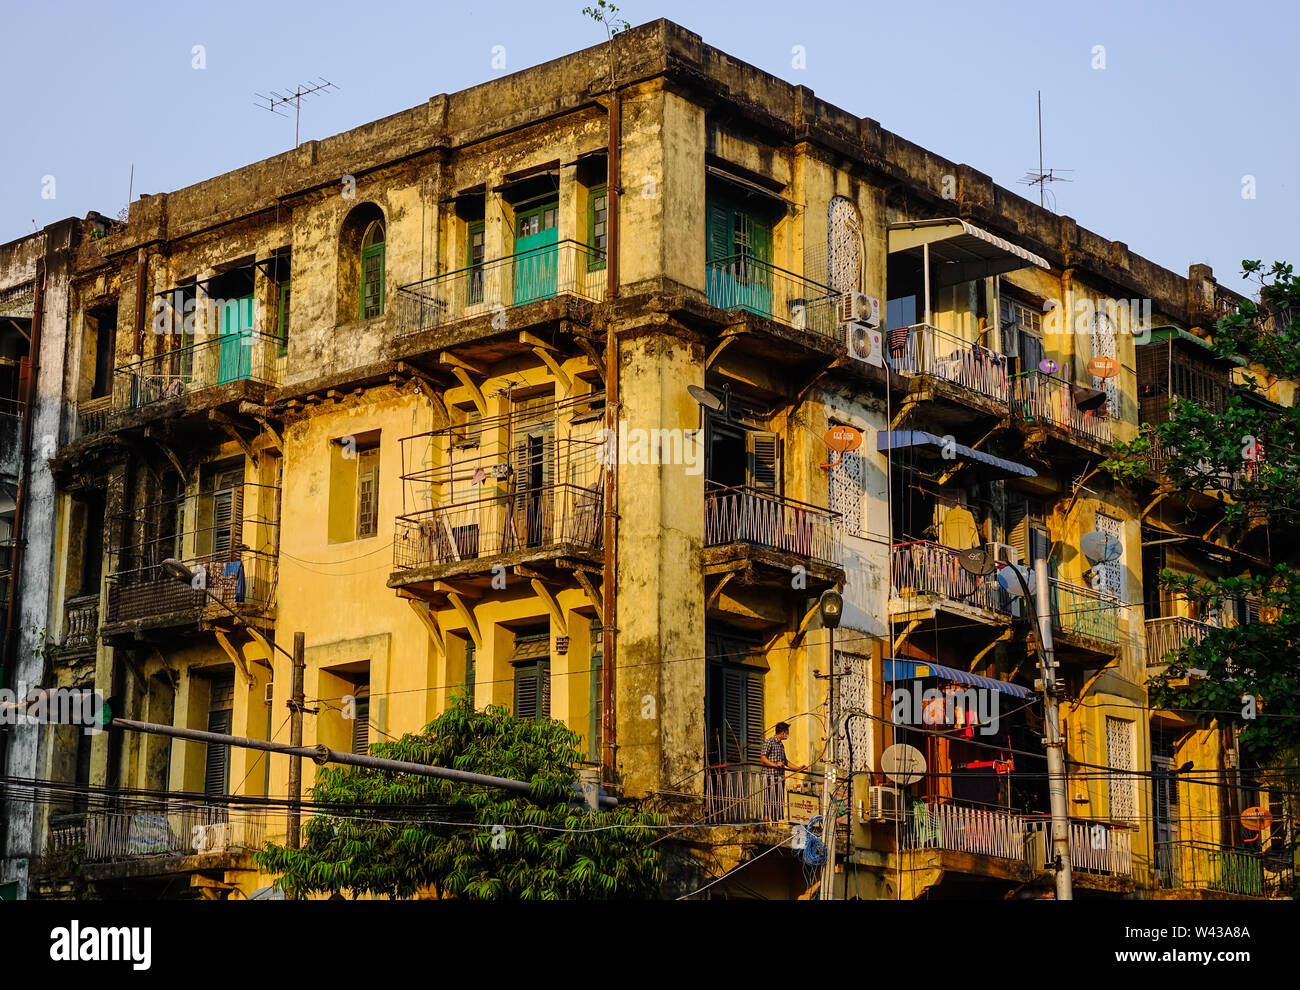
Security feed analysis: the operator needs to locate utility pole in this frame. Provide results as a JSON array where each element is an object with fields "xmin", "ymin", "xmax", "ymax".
[
  {"xmin": 287, "ymin": 632, "xmax": 306, "ymax": 850},
  {"xmin": 818, "ymin": 589, "xmax": 844, "ymax": 901},
  {"xmin": 1032, "ymin": 551, "xmax": 1074, "ymax": 900}
]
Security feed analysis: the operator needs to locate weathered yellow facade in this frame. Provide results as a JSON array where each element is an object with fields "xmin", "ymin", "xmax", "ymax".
[{"xmin": 7, "ymin": 18, "xmax": 1289, "ymax": 900}]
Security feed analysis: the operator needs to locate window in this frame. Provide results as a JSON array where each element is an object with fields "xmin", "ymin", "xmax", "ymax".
[
  {"xmin": 360, "ymin": 221, "xmax": 385, "ymax": 319},
  {"xmin": 1106, "ymin": 716, "xmax": 1136, "ymax": 822},
  {"xmin": 277, "ymin": 280, "xmax": 291, "ymax": 356},
  {"xmin": 705, "ymin": 627, "xmax": 766, "ymax": 765},
  {"xmin": 587, "ymin": 186, "xmax": 608, "ymax": 270},
  {"xmin": 463, "ymin": 639, "xmax": 476, "ymax": 708},
  {"xmin": 467, "ymin": 221, "xmax": 485, "ymax": 305},
  {"xmin": 512, "ymin": 627, "xmax": 551, "ymax": 721},
  {"xmin": 87, "ymin": 303, "xmax": 117, "ymax": 400},
  {"xmin": 1001, "ymin": 296, "xmax": 1045, "ymax": 375},
  {"xmin": 351, "ymin": 686, "xmax": 371, "ymax": 755},
  {"xmin": 828, "ymin": 425, "xmax": 863, "ymax": 537},
  {"xmin": 329, "ymin": 431, "xmax": 381, "ymax": 543},
  {"xmin": 589, "ymin": 620, "xmax": 603, "ymax": 762},
  {"xmin": 204, "ymin": 676, "xmax": 235, "ymax": 796},
  {"xmin": 1094, "ymin": 511, "xmax": 1123, "ymax": 598}
]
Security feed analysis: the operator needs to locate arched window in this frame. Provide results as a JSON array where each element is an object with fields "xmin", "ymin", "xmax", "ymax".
[
  {"xmin": 827, "ymin": 196, "xmax": 863, "ymax": 295},
  {"xmin": 360, "ymin": 220, "xmax": 385, "ymax": 319}
]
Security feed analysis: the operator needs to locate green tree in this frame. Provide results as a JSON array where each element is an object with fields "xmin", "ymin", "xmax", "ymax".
[
  {"xmin": 1105, "ymin": 261, "xmax": 1299, "ymax": 764},
  {"xmin": 255, "ymin": 696, "xmax": 666, "ymax": 899}
]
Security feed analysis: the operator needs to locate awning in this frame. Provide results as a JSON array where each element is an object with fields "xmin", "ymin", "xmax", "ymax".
[
  {"xmin": 877, "ymin": 430, "xmax": 1038, "ymax": 478},
  {"xmin": 884, "ymin": 657, "xmax": 1033, "ymax": 699},
  {"xmin": 888, "ymin": 218, "xmax": 1050, "ymax": 287},
  {"xmin": 706, "ymin": 165, "xmax": 795, "ymax": 209},
  {"xmin": 1142, "ymin": 325, "xmax": 1248, "ymax": 367}
]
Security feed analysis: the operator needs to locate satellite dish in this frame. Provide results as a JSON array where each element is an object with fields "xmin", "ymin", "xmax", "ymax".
[
  {"xmin": 824, "ymin": 425, "xmax": 862, "ymax": 453},
  {"xmin": 1038, "ymin": 358, "xmax": 1059, "ymax": 375},
  {"xmin": 881, "ymin": 743, "xmax": 926, "ymax": 786},
  {"xmin": 1080, "ymin": 530, "xmax": 1122, "ymax": 563},
  {"xmin": 1088, "ymin": 356, "xmax": 1119, "ymax": 379},
  {"xmin": 957, "ymin": 546, "xmax": 997, "ymax": 576},
  {"xmin": 997, "ymin": 564, "xmax": 1032, "ymax": 597},
  {"xmin": 687, "ymin": 385, "xmax": 723, "ymax": 411},
  {"xmin": 1241, "ymin": 806, "xmax": 1273, "ymax": 833}
]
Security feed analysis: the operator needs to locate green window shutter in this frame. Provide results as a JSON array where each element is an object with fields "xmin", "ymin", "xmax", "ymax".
[
  {"xmin": 464, "ymin": 640, "xmax": 476, "ymax": 707},
  {"xmin": 743, "ymin": 211, "xmax": 773, "ymax": 264},
  {"xmin": 587, "ymin": 187, "xmax": 608, "ymax": 271},
  {"xmin": 706, "ymin": 201, "xmax": 732, "ymax": 262},
  {"xmin": 277, "ymin": 281, "xmax": 291, "ymax": 356},
  {"xmin": 746, "ymin": 431, "xmax": 782, "ymax": 493},
  {"xmin": 352, "ymin": 694, "xmax": 370, "ymax": 754},
  {"xmin": 513, "ymin": 629, "xmax": 551, "ymax": 720},
  {"xmin": 361, "ymin": 241, "xmax": 385, "ymax": 319},
  {"xmin": 589, "ymin": 621, "xmax": 603, "ymax": 761},
  {"xmin": 745, "ymin": 669, "xmax": 766, "ymax": 762},
  {"xmin": 467, "ymin": 222, "xmax": 485, "ymax": 305},
  {"xmin": 204, "ymin": 707, "xmax": 232, "ymax": 796}
]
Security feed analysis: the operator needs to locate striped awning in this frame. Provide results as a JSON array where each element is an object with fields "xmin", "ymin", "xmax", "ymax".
[
  {"xmin": 888, "ymin": 219, "xmax": 1050, "ymax": 286},
  {"xmin": 877, "ymin": 430, "xmax": 1038, "ymax": 478},
  {"xmin": 883, "ymin": 658, "xmax": 1033, "ymax": 699}
]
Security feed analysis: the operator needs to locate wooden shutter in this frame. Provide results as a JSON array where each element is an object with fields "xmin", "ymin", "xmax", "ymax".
[
  {"xmin": 204, "ymin": 680, "xmax": 234, "ymax": 796},
  {"xmin": 513, "ymin": 630, "xmax": 550, "ymax": 721},
  {"xmin": 356, "ymin": 446, "xmax": 379, "ymax": 538},
  {"xmin": 744, "ymin": 668, "xmax": 765, "ymax": 762},
  {"xmin": 746, "ymin": 431, "xmax": 781, "ymax": 493},
  {"xmin": 742, "ymin": 210, "xmax": 773, "ymax": 264},
  {"xmin": 707, "ymin": 202, "xmax": 732, "ymax": 262},
  {"xmin": 589, "ymin": 620, "xmax": 603, "ymax": 762},
  {"xmin": 1005, "ymin": 497, "xmax": 1029, "ymax": 564},
  {"xmin": 464, "ymin": 640, "xmax": 476, "ymax": 707},
  {"xmin": 277, "ymin": 281, "xmax": 291, "ymax": 355}
]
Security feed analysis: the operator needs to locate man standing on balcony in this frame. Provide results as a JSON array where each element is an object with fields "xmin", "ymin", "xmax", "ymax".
[{"xmin": 760, "ymin": 722, "xmax": 803, "ymax": 822}]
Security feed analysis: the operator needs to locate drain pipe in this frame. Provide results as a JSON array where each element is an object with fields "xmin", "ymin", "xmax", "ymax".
[{"xmin": 600, "ymin": 58, "xmax": 621, "ymax": 787}]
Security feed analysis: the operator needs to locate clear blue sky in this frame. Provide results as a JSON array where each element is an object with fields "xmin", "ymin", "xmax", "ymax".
[{"xmin": 3, "ymin": 0, "xmax": 1295, "ymax": 283}]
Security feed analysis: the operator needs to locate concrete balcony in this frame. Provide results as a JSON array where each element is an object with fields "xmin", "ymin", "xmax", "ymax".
[
  {"xmin": 703, "ymin": 485, "xmax": 843, "ymax": 591},
  {"xmin": 1026, "ymin": 816, "xmax": 1136, "ymax": 892},
  {"xmin": 889, "ymin": 323, "xmax": 1011, "ymax": 424},
  {"xmin": 1047, "ymin": 579, "xmax": 1120, "ymax": 664},
  {"xmin": 1011, "ymin": 370, "xmax": 1112, "ymax": 457},
  {"xmin": 1155, "ymin": 840, "xmax": 1294, "ymax": 899},
  {"xmin": 1145, "ymin": 615, "xmax": 1212, "ymax": 668},
  {"xmin": 61, "ymin": 593, "xmax": 100, "ymax": 658},
  {"xmin": 889, "ymin": 540, "xmax": 1013, "ymax": 628}
]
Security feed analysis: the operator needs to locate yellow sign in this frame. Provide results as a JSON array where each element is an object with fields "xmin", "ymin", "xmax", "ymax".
[{"xmin": 788, "ymin": 791, "xmax": 820, "ymax": 824}]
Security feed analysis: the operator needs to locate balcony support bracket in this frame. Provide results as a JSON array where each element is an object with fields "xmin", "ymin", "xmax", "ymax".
[
  {"xmin": 447, "ymin": 592, "xmax": 482, "ymax": 650},
  {"xmin": 790, "ymin": 596, "xmax": 820, "ymax": 649},
  {"xmin": 531, "ymin": 346, "xmax": 572, "ymax": 393},
  {"xmin": 573, "ymin": 568, "xmax": 603, "ymax": 614},
  {"xmin": 209, "ymin": 410, "xmax": 258, "ymax": 465},
  {"xmin": 406, "ymin": 598, "xmax": 446, "ymax": 657},
  {"xmin": 214, "ymin": 629, "xmax": 253, "ymax": 686},
  {"xmin": 447, "ymin": 366, "xmax": 488, "ymax": 415},
  {"xmin": 576, "ymin": 339, "xmax": 605, "ymax": 383},
  {"xmin": 969, "ymin": 629, "xmax": 1012, "ymax": 672},
  {"xmin": 530, "ymin": 579, "xmax": 568, "ymax": 638},
  {"xmin": 143, "ymin": 428, "xmax": 188, "ymax": 484},
  {"xmin": 706, "ymin": 572, "xmax": 735, "ymax": 613},
  {"xmin": 1140, "ymin": 491, "xmax": 1169, "ymax": 520},
  {"xmin": 705, "ymin": 335, "xmax": 736, "ymax": 371},
  {"xmin": 892, "ymin": 619, "xmax": 920, "ymax": 656}
]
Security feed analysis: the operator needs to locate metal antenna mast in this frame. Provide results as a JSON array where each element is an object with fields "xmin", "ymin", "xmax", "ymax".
[
  {"xmin": 1019, "ymin": 90, "xmax": 1073, "ymax": 210},
  {"xmin": 255, "ymin": 78, "xmax": 338, "ymax": 147}
]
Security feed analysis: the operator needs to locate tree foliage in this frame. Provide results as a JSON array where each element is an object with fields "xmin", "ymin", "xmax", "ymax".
[
  {"xmin": 1104, "ymin": 261, "xmax": 1300, "ymax": 763},
  {"xmin": 256, "ymin": 697, "xmax": 666, "ymax": 899}
]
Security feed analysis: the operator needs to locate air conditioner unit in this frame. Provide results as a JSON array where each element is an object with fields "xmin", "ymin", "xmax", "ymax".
[
  {"xmin": 489, "ymin": 463, "xmax": 511, "ymax": 480},
  {"xmin": 867, "ymin": 785, "xmax": 903, "ymax": 822},
  {"xmin": 838, "ymin": 291, "xmax": 881, "ymax": 328},
  {"xmin": 989, "ymin": 542, "xmax": 1019, "ymax": 566},
  {"xmin": 845, "ymin": 322, "xmax": 884, "ymax": 368}
]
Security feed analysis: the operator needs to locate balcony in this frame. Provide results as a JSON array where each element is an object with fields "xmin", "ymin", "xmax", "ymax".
[
  {"xmin": 1156, "ymin": 840, "xmax": 1294, "ymax": 899},
  {"xmin": 890, "ymin": 540, "xmax": 1012, "ymax": 625},
  {"xmin": 108, "ymin": 331, "xmax": 285, "ymax": 420},
  {"xmin": 889, "ymin": 324, "xmax": 1011, "ymax": 421},
  {"xmin": 1145, "ymin": 615, "xmax": 1212, "ymax": 667},
  {"xmin": 1012, "ymin": 371, "xmax": 1111, "ymax": 454},
  {"xmin": 396, "ymin": 240, "xmax": 606, "ymax": 340},
  {"xmin": 72, "ymin": 395, "xmax": 113, "ymax": 440},
  {"xmin": 84, "ymin": 800, "xmax": 265, "ymax": 867},
  {"xmin": 901, "ymin": 798, "xmax": 1029, "ymax": 864},
  {"xmin": 61, "ymin": 593, "xmax": 100, "ymax": 657},
  {"xmin": 703, "ymin": 486, "xmax": 842, "ymax": 590},
  {"xmin": 1048, "ymin": 579, "xmax": 1120, "ymax": 662},
  {"xmin": 705, "ymin": 255, "xmax": 842, "ymax": 339},
  {"xmin": 102, "ymin": 482, "xmax": 279, "ymax": 641},
  {"xmin": 703, "ymin": 763, "xmax": 781, "ymax": 825},
  {"xmin": 1027, "ymin": 817, "xmax": 1134, "ymax": 882}
]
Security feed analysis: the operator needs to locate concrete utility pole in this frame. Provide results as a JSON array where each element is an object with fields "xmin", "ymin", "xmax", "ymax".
[
  {"xmin": 287, "ymin": 632, "xmax": 306, "ymax": 850},
  {"xmin": 818, "ymin": 590, "xmax": 844, "ymax": 901},
  {"xmin": 1032, "ymin": 553, "xmax": 1074, "ymax": 901}
]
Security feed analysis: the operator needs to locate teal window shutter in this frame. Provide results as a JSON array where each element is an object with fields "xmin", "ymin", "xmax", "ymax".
[
  {"xmin": 464, "ymin": 640, "xmax": 476, "ymax": 708},
  {"xmin": 361, "ymin": 221, "xmax": 385, "ymax": 319},
  {"xmin": 467, "ymin": 221, "xmax": 485, "ymax": 305},
  {"xmin": 587, "ymin": 187, "xmax": 608, "ymax": 271},
  {"xmin": 589, "ymin": 620, "xmax": 603, "ymax": 761},
  {"xmin": 277, "ymin": 281, "xmax": 291, "ymax": 356}
]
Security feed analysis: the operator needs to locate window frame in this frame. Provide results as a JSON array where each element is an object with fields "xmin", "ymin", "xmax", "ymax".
[
  {"xmin": 360, "ymin": 221, "xmax": 386, "ymax": 320},
  {"xmin": 587, "ymin": 186, "xmax": 608, "ymax": 271}
]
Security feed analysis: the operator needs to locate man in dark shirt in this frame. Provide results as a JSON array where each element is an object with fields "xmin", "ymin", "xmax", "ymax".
[{"xmin": 759, "ymin": 721, "xmax": 803, "ymax": 822}]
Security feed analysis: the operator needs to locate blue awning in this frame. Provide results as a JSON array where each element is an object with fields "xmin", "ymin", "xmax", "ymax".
[
  {"xmin": 876, "ymin": 430, "xmax": 1038, "ymax": 478},
  {"xmin": 883, "ymin": 657, "xmax": 1034, "ymax": 699}
]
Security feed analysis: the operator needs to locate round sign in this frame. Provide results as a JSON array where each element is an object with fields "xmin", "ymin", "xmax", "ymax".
[
  {"xmin": 1088, "ymin": 356, "xmax": 1120, "ymax": 379},
  {"xmin": 824, "ymin": 425, "xmax": 862, "ymax": 453},
  {"xmin": 881, "ymin": 743, "xmax": 926, "ymax": 786},
  {"xmin": 1241, "ymin": 806, "xmax": 1273, "ymax": 833},
  {"xmin": 1038, "ymin": 358, "xmax": 1059, "ymax": 375}
]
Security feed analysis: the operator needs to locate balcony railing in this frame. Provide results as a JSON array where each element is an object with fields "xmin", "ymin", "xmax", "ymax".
[
  {"xmin": 901, "ymin": 798, "xmax": 1029, "ymax": 862},
  {"xmin": 112, "ymin": 331, "xmax": 285, "ymax": 413},
  {"xmin": 393, "ymin": 483, "xmax": 603, "ymax": 572},
  {"xmin": 1049, "ymin": 579, "xmax": 1120, "ymax": 645},
  {"xmin": 1145, "ymin": 615, "xmax": 1213, "ymax": 664},
  {"xmin": 106, "ymin": 548, "xmax": 277, "ymax": 625},
  {"xmin": 1027, "ymin": 817, "xmax": 1134, "ymax": 877},
  {"xmin": 1156, "ymin": 840, "xmax": 1294, "ymax": 898},
  {"xmin": 396, "ymin": 240, "xmax": 607, "ymax": 337},
  {"xmin": 73, "ymin": 394, "xmax": 113, "ymax": 439},
  {"xmin": 890, "ymin": 540, "xmax": 1011, "ymax": 615},
  {"xmin": 1012, "ymin": 371, "xmax": 1111, "ymax": 445},
  {"xmin": 703, "ymin": 763, "xmax": 789, "ymax": 824},
  {"xmin": 85, "ymin": 801, "xmax": 266, "ymax": 862},
  {"xmin": 889, "ymin": 324, "xmax": 1011, "ymax": 404},
  {"xmin": 62, "ymin": 593, "xmax": 100, "ymax": 654},
  {"xmin": 705, "ymin": 254, "xmax": 842, "ymax": 338},
  {"xmin": 704, "ymin": 486, "xmax": 842, "ymax": 568},
  {"xmin": 47, "ymin": 813, "xmax": 88, "ymax": 855},
  {"xmin": 1, "ymin": 397, "xmax": 22, "ymax": 473}
]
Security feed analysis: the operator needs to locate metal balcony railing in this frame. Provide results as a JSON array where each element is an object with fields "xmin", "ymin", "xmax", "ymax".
[
  {"xmin": 1012, "ymin": 371, "xmax": 1111, "ymax": 444},
  {"xmin": 889, "ymin": 324, "xmax": 1011, "ymax": 403},
  {"xmin": 396, "ymin": 240, "xmax": 607, "ymax": 337},
  {"xmin": 393, "ymin": 483, "xmax": 603, "ymax": 572},
  {"xmin": 106, "ymin": 548, "xmax": 277, "ymax": 624},
  {"xmin": 1145, "ymin": 615, "xmax": 1213, "ymax": 664},
  {"xmin": 112, "ymin": 332, "xmax": 285, "ymax": 413},
  {"xmin": 890, "ymin": 540, "xmax": 1011, "ymax": 615},
  {"xmin": 85, "ymin": 800, "xmax": 266, "ymax": 862},
  {"xmin": 62, "ymin": 594, "xmax": 100, "ymax": 654},
  {"xmin": 1155, "ymin": 840, "xmax": 1294, "ymax": 898},
  {"xmin": 901, "ymin": 798, "xmax": 1029, "ymax": 862},
  {"xmin": 1026, "ymin": 817, "xmax": 1134, "ymax": 876},
  {"xmin": 1049, "ymin": 579, "xmax": 1120, "ymax": 645},
  {"xmin": 705, "ymin": 254, "xmax": 842, "ymax": 338},
  {"xmin": 703, "ymin": 763, "xmax": 783, "ymax": 824},
  {"xmin": 704, "ymin": 486, "xmax": 842, "ymax": 568}
]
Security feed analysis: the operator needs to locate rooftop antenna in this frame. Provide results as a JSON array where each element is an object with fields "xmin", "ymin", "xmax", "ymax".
[
  {"xmin": 1019, "ymin": 90, "xmax": 1073, "ymax": 210},
  {"xmin": 255, "ymin": 78, "xmax": 338, "ymax": 147}
]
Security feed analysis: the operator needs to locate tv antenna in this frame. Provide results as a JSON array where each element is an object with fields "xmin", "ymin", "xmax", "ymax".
[
  {"xmin": 1019, "ymin": 90, "xmax": 1073, "ymax": 210},
  {"xmin": 255, "ymin": 78, "xmax": 338, "ymax": 147}
]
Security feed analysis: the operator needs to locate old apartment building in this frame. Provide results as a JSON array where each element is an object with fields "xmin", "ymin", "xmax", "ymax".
[{"xmin": 1, "ymin": 19, "xmax": 1291, "ymax": 900}]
